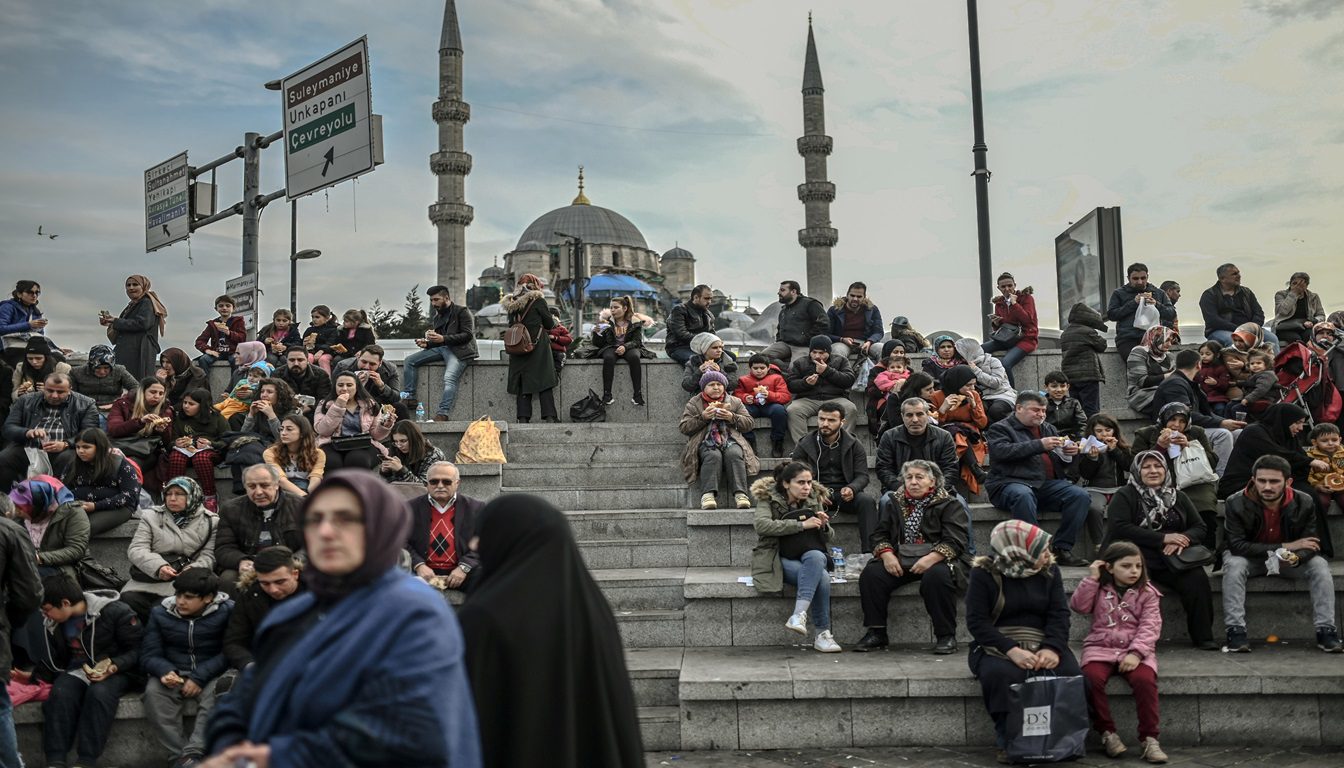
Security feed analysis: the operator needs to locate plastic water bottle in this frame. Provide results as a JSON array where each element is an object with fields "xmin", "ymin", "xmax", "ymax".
[
  {"xmin": 415, "ymin": 403, "xmax": 427, "ymax": 422},
  {"xmin": 830, "ymin": 546, "xmax": 845, "ymax": 572}
]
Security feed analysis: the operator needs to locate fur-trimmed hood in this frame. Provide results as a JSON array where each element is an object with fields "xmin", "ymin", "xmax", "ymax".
[
  {"xmin": 749, "ymin": 475, "xmax": 832, "ymax": 507},
  {"xmin": 501, "ymin": 288, "xmax": 544, "ymax": 312},
  {"xmin": 831, "ymin": 296, "xmax": 874, "ymax": 310}
]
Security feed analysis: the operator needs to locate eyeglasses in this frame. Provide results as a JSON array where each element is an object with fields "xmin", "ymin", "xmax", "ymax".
[
  {"xmin": 303, "ymin": 511, "xmax": 365, "ymax": 529},
  {"xmin": 426, "ymin": 478, "xmax": 457, "ymax": 486}
]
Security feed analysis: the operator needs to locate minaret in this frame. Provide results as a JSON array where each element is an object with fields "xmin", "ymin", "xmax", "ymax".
[
  {"xmin": 797, "ymin": 14, "xmax": 837, "ymax": 301},
  {"xmin": 429, "ymin": 0, "xmax": 474, "ymax": 300}
]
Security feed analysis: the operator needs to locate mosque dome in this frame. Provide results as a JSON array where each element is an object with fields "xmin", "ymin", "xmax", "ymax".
[{"xmin": 513, "ymin": 166, "xmax": 649, "ymax": 250}]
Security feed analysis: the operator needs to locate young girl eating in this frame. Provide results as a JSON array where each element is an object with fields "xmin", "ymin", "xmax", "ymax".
[{"xmin": 1070, "ymin": 541, "xmax": 1167, "ymax": 764}]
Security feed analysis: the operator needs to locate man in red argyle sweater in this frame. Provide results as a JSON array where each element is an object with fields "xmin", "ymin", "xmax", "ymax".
[{"xmin": 407, "ymin": 461, "xmax": 483, "ymax": 590}]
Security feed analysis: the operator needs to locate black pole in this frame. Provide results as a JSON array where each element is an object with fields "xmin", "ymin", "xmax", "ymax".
[
  {"xmin": 572, "ymin": 237, "xmax": 584, "ymax": 334},
  {"xmin": 967, "ymin": 0, "xmax": 994, "ymax": 341},
  {"xmin": 289, "ymin": 199, "xmax": 298, "ymax": 317}
]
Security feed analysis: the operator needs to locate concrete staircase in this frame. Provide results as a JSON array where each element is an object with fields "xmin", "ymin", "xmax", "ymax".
[{"xmin": 20, "ymin": 354, "xmax": 1344, "ymax": 764}]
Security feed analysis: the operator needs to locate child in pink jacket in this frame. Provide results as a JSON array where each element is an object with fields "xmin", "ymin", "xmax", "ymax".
[{"xmin": 1069, "ymin": 541, "xmax": 1167, "ymax": 764}]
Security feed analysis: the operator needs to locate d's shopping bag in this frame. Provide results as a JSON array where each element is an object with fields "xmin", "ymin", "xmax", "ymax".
[{"xmin": 1005, "ymin": 673, "xmax": 1088, "ymax": 763}]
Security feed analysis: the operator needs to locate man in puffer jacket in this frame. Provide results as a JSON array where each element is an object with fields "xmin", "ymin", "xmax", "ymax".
[
  {"xmin": 1060, "ymin": 303, "xmax": 1108, "ymax": 415},
  {"xmin": 141, "ymin": 568, "xmax": 234, "ymax": 766},
  {"xmin": 1107, "ymin": 263, "xmax": 1176, "ymax": 359}
]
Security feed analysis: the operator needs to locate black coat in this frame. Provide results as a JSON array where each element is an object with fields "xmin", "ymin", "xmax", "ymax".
[
  {"xmin": 1199, "ymin": 284, "xmax": 1265, "ymax": 335},
  {"xmin": 2, "ymin": 390, "xmax": 100, "ymax": 444},
  {"xmin": 36, "ymin": 589, "xmax": 144, "ymax": 682},
  {"xmin": 1223, "ymin": 486, "xmax": 1319, "ymax": 563},
  {"xmin": 1045, "ymin": 397, "xmax": 1087, "ymax": 439},
  {"xmin": 985, "ymin": 416, "xmax": 1067, "ymax": 491},
  {"xmin": 503, "ymin": 290, "xmax": 557, "ymax": 395},
  {"xmin": 142, "ymin": 598, "xmax": 234, "ymax": 685},
  {"xmin": 790, "ymin": 429, "xmax": 869, "ymax": 494},
  {"xmin": 214, "ymin": 492, "xmax": 304, "ymax": 574},
  {"xmin": 111, "ymin": 296, "xmax": 161, "ymax": 380},
  {"xmin": 665, "ymin": 303, "xmax": 715, "ymax": 352},
  {"xmin": 1151, "ymin": 372, "xmax": 1221, "ymax": 428},
  {"xmin": 1060, "ymin": 303, "xmax": 1108, "ymax": 383},
  {"xmin": 1218, "ymin": 403, "xmax": 1315, "ymax": 498},
  {"xmin": 680, "ymin": 352, "xmax": 739, "ymax": 394},
  {"xmin": 775, "ymin": 297, "xmax": 829, "ymax": 347},
  {"xmin": 875, "ymin": 425, "xmax": 958, "ymax": 493},
  {"xmin": 1107, "ymin": 283, "xmax": 1176, "ymax": 347},
  {"xmin": 0, "ymin": 518, "xmax": 42, "ymax": 679},
  {"xmin": 965, "ymin": 564, "xmax": 1074, "ymax": 660},
  {"xmin": 406, "ymin": 494, "xmax": 483, "ymax": 573},
  {"xmin": 1104, "ymin": 484, "xmax": 1205, "ymax": 569},
  {"xmin": 785, "ymin": 354, "xmax": 855, "ymax": 399},
  {"xmin": 275, "ymin": 364, "xmax": 332, "ymax": 407},
  {"xmin": 591, "ymin": 321, "xmax": 645, "ymax": 352},
  {"xmin": 428, "ymin": 303, "xmax": 479, "ymax": 362},
  {"xmin": 301, "ymin": 322, "xmax": 342, "ymax": 356},
  {"xmin": 223, "ymin": 578, "xmax": 307, "ymax": 670},
  {"xmin": 871, "ymin": 494, "xmax": 970, "ymax": 575}
]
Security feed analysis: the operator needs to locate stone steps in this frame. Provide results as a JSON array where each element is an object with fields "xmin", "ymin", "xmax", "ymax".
[
  {"xmin": 670, "ymin": 644, "xmax": 1344, "ymax": 749},
  {"xmin": 504, "ymin": 462, "xmax": 681, "ymax": 487},
  {"xmin": 566, "ymin": 509, "xmax": 688, "ymax": 541},
  {"xmin": 501, "ymin": 484, "xmax": 690, "ymax": 510},
  {"xmin": 505, "ymin": 441, "xmax": 683, "ymax": 465},
  {"xmin": 581, "ymin": 538, "xmax": 688, "ymax": 570}
]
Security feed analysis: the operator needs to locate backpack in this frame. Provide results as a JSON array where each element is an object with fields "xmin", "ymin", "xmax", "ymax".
[{"xmin": 503, "ymin": 299, "xmax": 539, "ymax": 356}]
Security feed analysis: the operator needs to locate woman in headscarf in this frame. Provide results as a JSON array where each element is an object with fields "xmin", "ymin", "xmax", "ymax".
[
  {"xmin": 204, "ymin": 470, "xmax": 482, "ymax": 768},
  {"xmin": 502, "ymin": 273, "xmax": 558, "ymax": 422},
  {"xmin": 229, "ymin": 340, "xmax": 268, "ymax": 380},
  {"xmin": 927, "ymin": 365, "xmax": 989, "ymax": 493},
  {"xmin": 1219, "ymin": 403, "xmax": 1326, "ymax": 499},
  {"xmin": 119, "ymin": 475, "xmax": 218, "ymax": 620},
  {"xmin": 11, "ymin": 336, "xmax": 70, "ymax": 401},
  {"xmin": 966, "ymin": 520, "xmax": 1081, "ymax": 760},
  {"xmin": 70, "ymin": 344, "xmax": 139, "ymax": 421},
  {"xmin": 921, "ymin": 334, "xmax": 964, "ymax": 385},
  {"xmin": 8, "ymin": 475, "xmax": 89, "ymax": 581},
  {"xmin": 1133, "ymin": 403, "xmax": 1220, "ymax": 547},
  {"xmin": 1125, "ymin": 325, "xmax": 1177, "ymax": 418},
  {"xmin": 158, "ymin": 346, "xmax": 210, "ymax": 412},
  {"xmin": 1105, "ymin": 450, "xmax": 1217, "ymax": 650},
  {"xmin": 100, "ymin": 274, "xmax": 168, "ymax": 379},
  {"xmin": 459, "ymin": 493, "xmax": 642, "ymax": 767},
  {"xmin": 680, "ymin": 369, "xmax": 758, "ymax": 510},
  {"xmin": 955, "ymin": 337, "xmax": 1017, "ymax": 424}
]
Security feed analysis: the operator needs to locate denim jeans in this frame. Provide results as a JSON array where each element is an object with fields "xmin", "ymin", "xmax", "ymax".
[
  {"xmin": 1207, "ymin": 328, "xmax": 1280, "ymax": 354},
  {"xmin": 1221, "ymin": 551, "xmax": 1336, "ymax": 630},
  {"xmin": 745, "ymin": 402, "xmax": 789, "ymax": 442},
  {"xmin": 988, "ymin": 479, "xmax": 1089, "ymax": 552},
  {"xmin": 781, "ymin": 549, "xmax": 831, "ymax": 630},
  {"xmin": 402, "ymin": 346, "xmax": 468, "ymax": 417},
  {"xmin": 980, "ymin": 339, "xmax": 1029, "ymax": 387},
  {"xmin": 195, "ymin": 352, "xmax": 223, "ymax": 371},
  {"xmin": 0, "ymin": 681, "xmax": 19, "ymax": 768}
]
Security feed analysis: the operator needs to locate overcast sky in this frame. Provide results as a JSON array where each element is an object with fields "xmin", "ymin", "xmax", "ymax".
[{"xmin": 2, "ymin": 0, "xmax": 1341, "ymax": 352}]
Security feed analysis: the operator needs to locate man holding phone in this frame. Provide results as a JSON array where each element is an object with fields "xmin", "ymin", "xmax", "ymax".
[{"xmin": 0, "ymin": 372, "xmax": 99, "ymax": 489}]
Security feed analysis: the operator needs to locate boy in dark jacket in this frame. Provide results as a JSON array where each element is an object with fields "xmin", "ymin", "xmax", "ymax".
[
  {"xmin": 34, "ymin": 575, "xmax": 143, "ymax": 768},
  {"xmin": 1043, "ymin": 371, "xmax": 1087, "ymax": 439},
  {"xmin": 194, "ymin": 295, "xmax": 247, "ymax": 373},
  {"xmin": 1059, "ymin": 303, "xmax": 1108, "ymax": 415},
  {"xmin": 142, "ymin": 568, "xmax": 234, "ymax": 766}
]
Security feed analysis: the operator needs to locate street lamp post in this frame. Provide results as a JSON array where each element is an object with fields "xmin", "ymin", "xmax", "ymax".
[
  {"xmin": 966, "ymin": 0, "xmax": 995, "ymax": 341},
  {"xmin": 291, "ymin": 249, "xmax": 322, "ymax": 318}
]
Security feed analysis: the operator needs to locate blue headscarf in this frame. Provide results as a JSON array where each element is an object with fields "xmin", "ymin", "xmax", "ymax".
[{"xmin": 9, "ymin": 475, "xmax": 76, "ymax": 523}]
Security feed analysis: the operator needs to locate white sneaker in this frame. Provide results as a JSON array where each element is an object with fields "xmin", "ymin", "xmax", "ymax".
[
  {"xmin": 785, "ymin": 612, "xmax": 808, "ymax": 635},
  {"xmin": 700, "ymin": 493, "xmax": 717, "ymax": 510},
  {"xmin": 813, "ymin": 630, "xmax": 842, "ymax": 653}
]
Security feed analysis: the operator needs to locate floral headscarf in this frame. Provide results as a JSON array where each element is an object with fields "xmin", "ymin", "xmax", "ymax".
[
  {"xmin": 161, "ymin": 476, "xmax": 206, "ymax": 527},
  {"xmin": 9, "ymin": 475, "xmax": 75, "ymax": 524},
  {"xmin": 980, "ymin": 520, "xmax": 1053, "ymax": 579},
  {"xmin": 1128, "ymin": 450, "xmax": 1179, "ymax": 530},
  {"xmin": 86, "ymin": 344, "xmax": 116, "ymax": 370},
  {"xmin": 1139, "ymin": 325, "xmax": 1174, "ymax": 355}
]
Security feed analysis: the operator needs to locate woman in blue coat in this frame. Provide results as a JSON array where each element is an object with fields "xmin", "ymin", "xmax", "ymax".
[{"xmin": 202, "ymin": 469, "xmax": 482, "ymax": 768}]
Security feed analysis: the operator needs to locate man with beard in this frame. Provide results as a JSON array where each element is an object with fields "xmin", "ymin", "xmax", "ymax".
[
  {"xmin": 825, "ymin": 281, "xmax": 884, "ymax": 364},
  {"xmin": 764, "ymin": 280, "xmax": 828, "ymax": 367},
  {"xmin": 273, "ymin": 346, "xmax": 330, "ymax": 415},
  {"xmin": 665, "ymin": 284, "xmax": 716, "ymax": 365},
  {"xmin": 1221, "ymin": 455, "xmax": 1341, "ymax": 653},
  {"xmin": 791, "ymin": 402, "xmax": 877, "ymax": 549}
]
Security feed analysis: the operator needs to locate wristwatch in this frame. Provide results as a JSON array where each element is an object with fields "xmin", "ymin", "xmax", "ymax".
[{"xmin": 458, "ymin": 563, "xmax": 473, "ymax": 574}]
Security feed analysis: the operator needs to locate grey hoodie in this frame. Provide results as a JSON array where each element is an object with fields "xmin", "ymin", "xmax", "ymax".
[{"xmin": 954, "ymin": 338, "xmax": 1017, "ymax": 405}]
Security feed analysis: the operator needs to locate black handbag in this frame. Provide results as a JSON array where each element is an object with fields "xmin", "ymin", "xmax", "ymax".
[
  {"xmin": 331, "ymin": 433, "xmax": 374, "ymax": 452},
  {"xmin": 1163, "ymin": 544, "xmax": 1215, "ymax": 572},
  {"xmin": 897, "ymin": 542, "xmax": 935, "ymax": 570},
  {"xmin": 76, "ymin": 556, "xmax": 125, "ymax": 591},
  {"xmin": 990, "ymin": 322, "xmax": 1022, "ymax": 345},
  {"xmin": 777, "ymin": 510, "xmax": 828, "ymax": 561},
  {"xmin": 568, "ymin": 389, "xmax": 607, "ymax": 423}
]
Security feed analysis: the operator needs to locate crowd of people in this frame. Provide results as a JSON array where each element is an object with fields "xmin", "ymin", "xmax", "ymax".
[{"xmin": 0, "ymin": 259, "xmax": 1342, "ymax": 766}]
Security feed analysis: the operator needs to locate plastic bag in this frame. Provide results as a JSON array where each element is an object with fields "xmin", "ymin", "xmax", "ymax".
[
  {"xmin": 24, "ymin": 447, "xmax": 52, "ymax": 479},
  {"xmin": 455, "ymin": 416, "xmax": 507, "ymax": 464},
  {"xmin": 851, "ymin": 358, "xmax": 875, "ymax": 392},
  {"xmin": 1006, "ymin": 674, "xmax": 1088, "ymax": 763},
  {"xmin": 1133, "ymin": 300, "xmax": 1161, "ymax": 331}
]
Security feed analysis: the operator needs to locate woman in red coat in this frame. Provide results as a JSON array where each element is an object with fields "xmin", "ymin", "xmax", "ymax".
[{"xmin": 980, "ymin": 272, "xmax": 1038, "ymax": 387}]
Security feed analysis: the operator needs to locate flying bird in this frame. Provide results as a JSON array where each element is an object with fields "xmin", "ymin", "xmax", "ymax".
[{"xmin": 37, "ymin": 225, "xmax": 57, "ymax": 239}]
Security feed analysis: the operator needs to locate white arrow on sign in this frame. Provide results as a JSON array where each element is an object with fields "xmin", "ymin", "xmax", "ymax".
[{"xmin": 280, "ymin": 37, "xmax": 375, "ymax": 201}]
